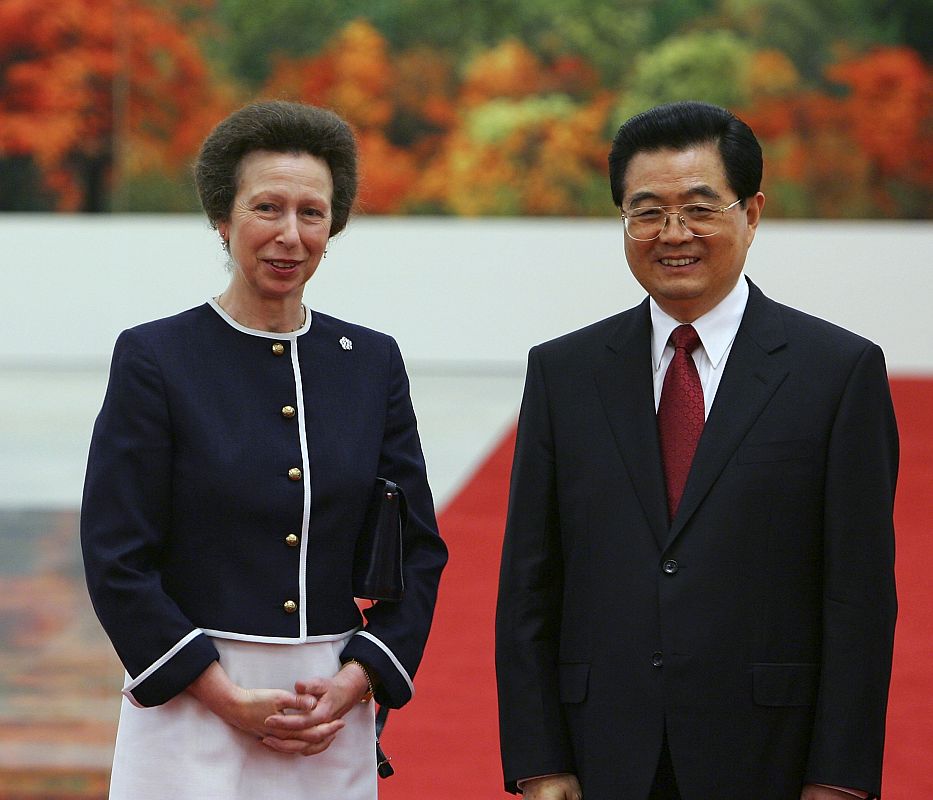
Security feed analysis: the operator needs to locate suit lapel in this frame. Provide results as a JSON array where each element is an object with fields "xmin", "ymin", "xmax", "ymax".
[
  {"xmin": 594, "ymin": 300, "xmax": 670, "ymax": 549},
  {"xmin": 666, "ymin": 281, "xmax": 789, "ymax": 546}
]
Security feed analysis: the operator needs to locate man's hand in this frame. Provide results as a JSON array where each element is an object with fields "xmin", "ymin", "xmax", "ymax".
[{"xmin": 521, "ymin": 774, "xmax": 583, "ymax": 800}]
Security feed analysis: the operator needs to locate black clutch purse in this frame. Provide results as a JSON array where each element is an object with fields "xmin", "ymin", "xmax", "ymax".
[{"xmin": 352, "ymin": 478, "xmax": 406, "ymax": 602}]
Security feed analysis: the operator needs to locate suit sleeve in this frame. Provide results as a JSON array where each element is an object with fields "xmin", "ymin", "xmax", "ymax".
[
  {"xmin": 80, "ymin": 330, "xmax": 219, "ymax": 707},
  {"xmin": 805, "ymin": 342, "xmax": 898, "ymax": 797},
  {"xmin": 495, "ymin": 347, "xmax": 576, "ymax": 793},
  {"xmin": 339, "ymin": 337, "xmax": 448, "ymax": 708}
]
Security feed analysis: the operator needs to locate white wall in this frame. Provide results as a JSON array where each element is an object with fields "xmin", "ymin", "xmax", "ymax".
[
  {"xmin": 2, "ymin": 215, "xmax": 929, "ymax": 508},
  {"xmin": 2, "ymin": 215, "xmax": 931, "ymax": 373}
]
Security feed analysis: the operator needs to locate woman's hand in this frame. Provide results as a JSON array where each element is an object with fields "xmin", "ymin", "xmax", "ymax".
[
  {"xmin": 260, "ymin": 661, "xmax": 372, "ymax": 755},
  {"xmin": 186, "ymin": 661, "xmax": 345, "ymax": 754}
]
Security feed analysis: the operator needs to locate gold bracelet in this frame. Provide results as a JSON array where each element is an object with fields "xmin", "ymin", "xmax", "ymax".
[{"xmin": 344, "ymin": 659, "xmax": 375, "ymax": 704}]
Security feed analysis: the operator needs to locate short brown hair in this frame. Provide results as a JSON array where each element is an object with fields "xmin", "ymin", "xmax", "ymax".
[{"xmin": 195, "ymin": 100, "xmax": 358, "ymax": 236}]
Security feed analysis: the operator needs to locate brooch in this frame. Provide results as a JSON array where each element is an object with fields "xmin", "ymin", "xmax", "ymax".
[{"xmin": 339, "ymin": 336, "xmax": 353, "ymax": 351}]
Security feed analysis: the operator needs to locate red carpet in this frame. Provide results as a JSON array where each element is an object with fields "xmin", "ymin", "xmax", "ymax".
[
  {"xmin": 380, "ymin": 428, "xmax": 517, "ymax": 799},
  {"xmin": 380, "ymin": 378, "xmax": 933, "ymax": 799},
  {"xmin": 883, "ymin": 379, "xmax": 933, "ymax": 798}
]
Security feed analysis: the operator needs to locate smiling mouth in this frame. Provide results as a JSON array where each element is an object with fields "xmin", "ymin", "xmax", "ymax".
[
  {"xmin": 660, "ymin": 257, "xmax": 699, "ymax": 267},
  {"xmin": 266, "ymin": 260, "xmax": 300, "ymax": 270}
]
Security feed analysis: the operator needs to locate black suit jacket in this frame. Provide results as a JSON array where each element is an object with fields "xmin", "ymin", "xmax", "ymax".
[{"xmin": 496, "ymin": 280, "xmax": 897, "ymax": 799}]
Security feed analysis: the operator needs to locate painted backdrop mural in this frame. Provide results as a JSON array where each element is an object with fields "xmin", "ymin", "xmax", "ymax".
[{"xmin": 0, "ymin": 0, "xmax": 929, "ymax": 217}]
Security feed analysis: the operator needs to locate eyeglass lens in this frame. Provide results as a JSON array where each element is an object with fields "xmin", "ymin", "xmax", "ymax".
[{"xmin": 625, "ymin": 204, "xmax": 726, "ymax": 240}]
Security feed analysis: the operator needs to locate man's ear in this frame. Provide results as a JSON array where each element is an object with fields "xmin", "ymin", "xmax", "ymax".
[{"xmin": 745, "ymin": 192, "xmax": 765, "ymax": 245}]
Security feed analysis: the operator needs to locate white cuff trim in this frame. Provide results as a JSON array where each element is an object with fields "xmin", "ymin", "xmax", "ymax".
[
  {"xmin": 121, "ymin": 629, "xmax": 202, "ymax": 706},
  {"xmin": 355, "ymin": 631, "xmax": 414, "ymax": 697}
]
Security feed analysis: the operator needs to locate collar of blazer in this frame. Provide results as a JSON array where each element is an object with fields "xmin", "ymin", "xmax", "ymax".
[{"xmin": 596, "ymin": 278, "xmax": 789, "ymax": 550}]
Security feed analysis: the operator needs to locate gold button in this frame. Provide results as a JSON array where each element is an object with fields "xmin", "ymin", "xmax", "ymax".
[
  {"xmin": 288, "ymin": 467, "xmax": 302, "ymax": 481},
  {"xmin": 283, "ymin": 600, "xmax": 297, "ymax": 614},
  {"xmin": 285, "ymin": 533, "xmax": 299, "ymax": 547},
  {"xmin": 272, "ymin": 342, "xmax": 285, "ymax": 356},
  {"xmin": 281, "ymin": 405, "xmax": 296, "ymax": 419}
]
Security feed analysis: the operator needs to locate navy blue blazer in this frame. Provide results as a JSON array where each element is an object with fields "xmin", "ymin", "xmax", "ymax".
[
  {"xmin": 496, "ymin": 280, "xmax": 898, "ymax": 799},
  {"xmin": 82, "ymin": 301, "xmax": 447, "ymax": 709}
]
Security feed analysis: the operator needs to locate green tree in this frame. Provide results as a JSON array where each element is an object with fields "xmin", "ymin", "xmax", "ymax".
[
  {"xmin": 721, "ymin": 0, "xmax": 927, "ymax": 84},
  {"xmin": 213, "ymin": 0, "xmax": 655, "ymax": 87},
  {"xmin": 615, "ymin": 31, "xmax": 755, "ymax": 123},
  {"xmin": 481, "ymin": 0, "xmax": 655, "ymax": 87},
  {"xmin": 211, "ymin": 0, "xmax": 350, "ymax": 85}
]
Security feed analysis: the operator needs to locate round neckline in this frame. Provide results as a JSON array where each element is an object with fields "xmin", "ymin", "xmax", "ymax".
[{"xmin": 207, "ymin": 297, "xmax": 312, "ymax": 340}]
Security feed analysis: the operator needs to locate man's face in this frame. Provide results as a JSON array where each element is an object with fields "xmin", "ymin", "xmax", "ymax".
[{"xmin": 621, "ymin": 143, "xmax": 765, "ymax": 322}]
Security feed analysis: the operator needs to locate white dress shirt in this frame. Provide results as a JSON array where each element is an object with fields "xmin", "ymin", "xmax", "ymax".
[{"xmin": 650, "ymin": 275, "xmax": 749, "ymax": 418}]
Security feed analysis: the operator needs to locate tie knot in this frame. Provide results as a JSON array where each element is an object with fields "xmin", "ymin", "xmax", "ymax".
[{"xmin": 669, "ymin": 324, "xmax": 701, "ymax": 354}]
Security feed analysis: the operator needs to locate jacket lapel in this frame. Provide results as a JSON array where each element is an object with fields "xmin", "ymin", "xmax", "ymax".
[
  {"xmin": 666, "ymin": 280, "xmax": 789, "ymax": 547},
  {"xmin": 594, "ymin": 300, "xmax": 670, "ymax": 549}
]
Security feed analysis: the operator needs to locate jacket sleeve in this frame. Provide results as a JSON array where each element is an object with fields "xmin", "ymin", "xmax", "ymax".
[
  {"xmin": 495, "ymin": 347, "xmax": 577, "ymax": 793},
  {"xmin": 339, "ymin": 337, "xmax": 447, "ymax": 708},
  {"xmin": 80, "ymin": 329, "xmax": 219, "ymax": 707},
  {"xmin": 804, "ymin": 342, "xmax": 898, "ymax": 798}
]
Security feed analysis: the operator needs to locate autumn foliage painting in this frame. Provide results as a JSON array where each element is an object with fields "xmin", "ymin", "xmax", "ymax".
[{"xmin": 0, "ymin": 0, "xmax": 929, "ymax": 218}]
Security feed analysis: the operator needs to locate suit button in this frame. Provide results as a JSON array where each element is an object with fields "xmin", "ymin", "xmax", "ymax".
[
  {"xmin": 652, "ymin": 652, "xmax": 664, "ymax": 668},
  {"xmin": 272, "ymin": 342, "xmax": 285, "ymax": 356},
  {"xmin": 283, "ymin": 600, "xmax": 298, "ymax": 614},
  {"xmin": 288, "ymin": 467, "xmax": 302, "ymax": 481},
  {"xmin": 285, "ymin": 533, "xmax": 299, "ymax": 547},
  {"xmin": 662, "ymin": 559, "xmax": 679, "ymax": 575},
  {"xmin": 281, "ymin": 405, "xmax": 296, "ymax": 419}
]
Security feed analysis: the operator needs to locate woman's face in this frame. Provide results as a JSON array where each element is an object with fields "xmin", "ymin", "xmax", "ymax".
[{"xmin": 217, "ymin": 150, "xmax": 334, "ymax": 304}]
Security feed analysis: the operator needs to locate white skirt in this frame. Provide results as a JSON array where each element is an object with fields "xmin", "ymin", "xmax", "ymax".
[{"xmin": 109, "ymin": 633, "xmax": 377, "ymax": 800}]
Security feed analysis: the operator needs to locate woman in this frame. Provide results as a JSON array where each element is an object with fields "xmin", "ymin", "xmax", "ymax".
[{"xmin": 81, "ymin": 100, "xmax": 447, "ymax": 799}]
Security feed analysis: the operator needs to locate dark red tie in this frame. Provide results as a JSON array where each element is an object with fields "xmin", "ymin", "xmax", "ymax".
[{"xmin": 657, "ymin": 324, "xmax": 704, "ymax": 521}]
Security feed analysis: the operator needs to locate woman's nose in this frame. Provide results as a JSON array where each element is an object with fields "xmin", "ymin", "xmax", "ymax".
[{"xmin": 276, "ymin": 214, "xmax": 300, "ymax": 246}]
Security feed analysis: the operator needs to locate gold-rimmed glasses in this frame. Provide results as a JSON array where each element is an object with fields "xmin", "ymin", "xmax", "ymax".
[{"xmin": 621, "ymin": 198, "xmax": 743, "ymax": 241}]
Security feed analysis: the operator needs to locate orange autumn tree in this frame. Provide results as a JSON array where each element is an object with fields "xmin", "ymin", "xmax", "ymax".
[
  {"xmin": 0, "ymin": 0, "xmax": 228, "ymax": 210},
  {"xmin": 828, "ymin": 47, "xmax": 932, "ymax": 215},
  {"xmin": 263, "ymin": 24, "xmax": 611, "ymax": 216},
  {"xmin": 460, "ymin": 38, "xmax": 548, "ymax": 107},
  {"xmin": 743, "ymin": 90, "xmax": 878, "ymax": 217},
  {"xmin": 741, "ymin": 46, "xmax": 931, "ymax": 217},
  {"xmin": 263, "ymin": 19, "xmax": 421, "ymax": 214},
  {"xmin": 415, "ymin": 38, "xmax": 612, "ymax": 216}
]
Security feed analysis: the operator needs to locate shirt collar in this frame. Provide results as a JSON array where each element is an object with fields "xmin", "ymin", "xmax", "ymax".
[{"xmin": 649, "ymin": 275, "xmax": 749, "ymax": 371}]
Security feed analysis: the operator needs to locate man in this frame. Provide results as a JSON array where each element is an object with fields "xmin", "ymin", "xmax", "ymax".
[{"xmin": 495, "ymin": 101, "xmax": 897, "ymax": 800}]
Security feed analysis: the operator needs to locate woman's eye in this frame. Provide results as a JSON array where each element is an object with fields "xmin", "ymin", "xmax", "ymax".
[{"xmin": 254, "ymin": 203, "xmax": 276, "ymax": 213}]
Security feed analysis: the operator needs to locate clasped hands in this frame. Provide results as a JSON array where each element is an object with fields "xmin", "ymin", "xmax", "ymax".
[{"xmin": 188, "ymin": 660, "xmax": 371, "ymax": 757}]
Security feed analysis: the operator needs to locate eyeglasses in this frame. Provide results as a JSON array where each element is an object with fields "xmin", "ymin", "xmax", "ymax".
[{"xmin": 620, "ymin": 198, "xmax": 743, "ymax": 241}]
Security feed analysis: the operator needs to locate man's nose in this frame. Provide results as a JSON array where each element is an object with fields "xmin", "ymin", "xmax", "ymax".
[{"xmin": 658, "ymin": 211, "xmax": 694, "ymax": 244}]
